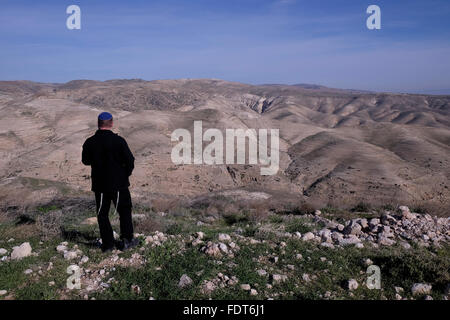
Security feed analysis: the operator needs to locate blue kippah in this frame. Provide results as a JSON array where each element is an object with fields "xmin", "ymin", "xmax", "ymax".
[{"xmin": 98, "ymin": 112, "xmax": 113, "ymax": 120}]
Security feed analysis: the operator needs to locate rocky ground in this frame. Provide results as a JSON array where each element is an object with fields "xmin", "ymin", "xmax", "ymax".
[{"xmin": 0, "ymin": 203, "xmax": 448, "ymax": 300}]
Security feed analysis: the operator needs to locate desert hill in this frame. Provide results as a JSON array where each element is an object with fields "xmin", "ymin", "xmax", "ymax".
[{"xmin": 0, "ymin": 79, "xmax": 449, "ymax": 214}]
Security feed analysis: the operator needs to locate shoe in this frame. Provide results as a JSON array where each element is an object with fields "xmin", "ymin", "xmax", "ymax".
[{"xmin": 119, "ymin": 238, "xmax": 139, "ymax": 251}]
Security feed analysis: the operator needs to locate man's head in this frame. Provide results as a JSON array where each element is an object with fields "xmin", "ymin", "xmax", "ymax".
[{"xmin": 98, "ymin": 112, "xmax": 113, "ymax": 129}]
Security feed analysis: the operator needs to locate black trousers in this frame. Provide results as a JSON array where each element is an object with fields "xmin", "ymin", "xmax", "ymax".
[{"xmin": 95, "ymin": 188, "xmax": 134, "ymax": 248}]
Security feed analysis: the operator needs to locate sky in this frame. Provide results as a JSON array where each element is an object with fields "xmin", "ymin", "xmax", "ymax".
[{"xmin": 0, "ymin": 0, "xmax": 449, "ymax": 94}]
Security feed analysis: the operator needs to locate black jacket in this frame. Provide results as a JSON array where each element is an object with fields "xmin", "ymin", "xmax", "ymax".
[{"xmin": 82, "ymin": 130, "xmax": 135, "ymax": 192}]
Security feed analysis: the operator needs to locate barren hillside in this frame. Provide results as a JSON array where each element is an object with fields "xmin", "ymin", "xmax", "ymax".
[{"xmin": 0, "ymin": 79, "xmax": 449, "ymax": 214}]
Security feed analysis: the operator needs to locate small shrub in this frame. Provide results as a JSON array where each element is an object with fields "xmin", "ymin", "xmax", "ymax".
[
  {"xmin": 280, "ymin": 201, "xmax": 316, "ymax": 215},
  {"xmin": 269, "ymin": 215, "xmax": 284, "ymax": 224},
  {"xmin": 150, "ymin": 198, "xmax": 178, "ymax": 213},
  {"xmin": 381, "ymin": 204, "xmax": 396, "ymax": 211},
  {"xmin": 223, "ymin": 212, "xmax": 248, "ymax": 225},
  {"xmin": 243, "ymin": 225, "xmax": 257, "ymax": 237},
  {"xmin": 134, "ymin": 216, "xmax": 164, "ymax": 234},
  {"xmin": 37, "ymin": 205, "xmax": 59, "ymax": 213},
  {"xmin": 166, "ymin": 223, "xmax": 184, "ymax": 235},
  {"xmin": 206, "ymin": 205, "xmax": 219, "ymax": 217},
  {"xmin": 36, "ymin": 211, "xmax": 62, "ymax": 240},
  {"xmin": 285, "ymin": 218, "xmax": 313, "ymax": 234},
  {"xmin": 351, "ymin": 202, "xmax": 372, "ymax": 212},
  {"xmin": 411, "ymin": 206, "xmax": 427, "ymax": 214},
  {"xmin": 15, "ymin": 214, "xmax": 35, "ymax": 225}
]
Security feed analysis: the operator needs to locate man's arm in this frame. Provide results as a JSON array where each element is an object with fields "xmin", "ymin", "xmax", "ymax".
[
  {"xmin": 81, "ymin": 140, "xmax": 91, "ymax": 166},
  {"xmin": 121, "ymin": 138, "xmax": 135, "ymax": 176}
]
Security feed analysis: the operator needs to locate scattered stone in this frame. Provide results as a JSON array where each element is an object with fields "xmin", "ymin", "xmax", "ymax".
[
  {"xmin": 378, "ymin": 236, "xmax": 395, "ymax": 246},
  {"xmin": 399, "ymin": 206, "xmax": 414, "ymax": 220},
  {"xmin": 369, "ymin": 218, "xmax": 380, "ymax": 228},
  {"xmin": 347, "ymin": 279, "xmax": 359, "ymax": 291},
  {"xmin": 56, "ymin": 245, "xmax": 68, "ymax": 253},
  {"xmin": 0, "ymin": 290, "xmax": 7, "ymax": 296},
  {"xmin": 272, "ymin": 274, "xmax": 287, "ymax": 284},
  {"xmin": 24, "ymin": 269, "xmax": 33, "ymax": 275},
  {"xmin": 131, "ymin": 284, "xmax": 141, "ymax": 295},
  {"xmin": 339, "ymin": 236, "xmax": 361, "ymax": 246},
  {"xmin": 192, "ymin": 238, "xmax": 203, "ymax": 246},
  {"xmin": 0, "ymin": 249, "xmax": 7, "ymax": 255},
  {"xmin": 400, "ymin": 242, "xmax": 411, "ymax": 249},
  {"xmin": 302, "ymin": 232, "xmax": 315, "ymax": 241},
  {"xmin": 48, "ymin": 281, "xmax": 55, "ymax": 287},
  {"xmin": 257, "ymin": 269, "xmax": 267, "ymax": 277},
  {"xmin": 363, "ymin": 258, "xmax": 373, "ymax": 266},
  {"xmin": 343, "ymin": 221, "xmax": 362, "ymax": 236},
  {"xmin": 320, "ymin": 242, "xmax": 335, "ymax": 249},
  {"xmin": 411, "ymin": 283, "xmax": 432, "ymax": 296},
  {"xmin": 218, "ymin": 233, "xmax": 231, "ymax": 242},
  {"xmin": 218, "ymin": 242, "xmax": 228, "ymax": 254},
  {"xmin": 64, "ymin": 251, "xmax": 78, "ymax": 260},
  {"xmin": 250, "ymin": 289, "xmax": 258, "ymax": 296},
  {"xmin": 395, "ymin": 286, "xmax": 404, "ymax": 294},
  {"xmin": 202, "ymin": 281, "xmax": 216, "ymax": 294},
  {"xmin": 178, "ymin": 274, "xmax": 193, "ymax": 288},
  {"xmin": 319, "ymin": 228, "xmax": 332, "ymax": 243},
  {"xmin": 11, "ymin": 242, "xmax": 32, "ymax": 260},
  {"xmin": 196, "ymin": 232, "xmax": 205, "ymax": 240},
  {"xmin": 201, "ymin": 242, "xmax": 222, "ymax": 257},
  {"xmin": 82, "ymin": 217, "xmax": 98, "ymax": 225},
  {"xmin": 240, "ymin": 284, "xmax": 251, "ymax": 291}
]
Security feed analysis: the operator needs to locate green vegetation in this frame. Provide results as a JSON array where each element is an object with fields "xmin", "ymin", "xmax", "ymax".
[{"xmin": 0, "ymin": 201, "xmax": 448, "ymax": 300}]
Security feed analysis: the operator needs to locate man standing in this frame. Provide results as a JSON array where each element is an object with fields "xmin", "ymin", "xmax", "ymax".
[{"xmin": 82, "ymin": 112, "xmax": 138, "ymax": 252}]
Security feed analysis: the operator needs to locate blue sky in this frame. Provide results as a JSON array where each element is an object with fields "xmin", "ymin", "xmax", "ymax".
[{"xmin": 1, "ymin": 0, "xmax": 449, "ymax": 94}]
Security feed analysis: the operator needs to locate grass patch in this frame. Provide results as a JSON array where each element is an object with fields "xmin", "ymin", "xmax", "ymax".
[
  {"xmin": 37, "ymin": 205, "xmax": 60, "ymax": 214},
  {"xmin": 285, "ymin": 218, "xmax": 314, "ymax": 234}
]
